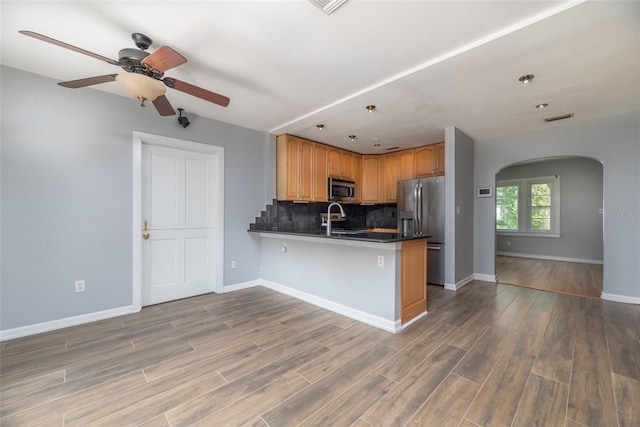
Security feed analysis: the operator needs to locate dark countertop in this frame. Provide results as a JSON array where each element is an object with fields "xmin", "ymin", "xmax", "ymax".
[{"xmin": 248, "ymin": 228, "xmax": 430, "ymax": 243}]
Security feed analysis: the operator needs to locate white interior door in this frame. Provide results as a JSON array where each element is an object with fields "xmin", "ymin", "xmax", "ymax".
[{"xmin": 141, "ymin": 144, "xmax": 217, "ymax": 306}]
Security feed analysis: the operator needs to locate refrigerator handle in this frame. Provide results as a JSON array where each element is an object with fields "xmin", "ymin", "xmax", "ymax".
[
  {"xmin": 417, "ymin": 183, "xmax": 423, "ymax": 236},
  {"xmin": 413, "ymin": 183, "xmax": 418, "ymax": 235}
]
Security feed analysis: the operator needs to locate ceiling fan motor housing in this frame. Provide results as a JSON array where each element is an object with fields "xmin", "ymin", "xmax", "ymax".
[{"xmin": 118, "ymin": 48, "xmax": 163, "ymax": 79}]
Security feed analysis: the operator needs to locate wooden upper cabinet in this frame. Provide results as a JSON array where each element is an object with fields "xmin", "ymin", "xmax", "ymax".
[
  {"xmin": 398, "ymin": 149, "xmax": 415, "ymax": 181},
  {"xmin": 383, "ymin": 153, "xmax": 398, "ymax": 202},
  {"xmin": 328, "ymin": 147, "xmax": 343, "ymax": 178},
  {"xmin": 277, "ymin": 134, "xmax": 442, "ymax": 203},
  {"xmin": 276, "ymin": 135, "xmax": 314, "ymax": 201},
  {"xmin": 313, "ymin": 143, "xmax": 329, "ymax": 202},
  {"xmin": 352, "ymin": 154, "xmax": 362, "ymax": 203},
  {"xmin": 328, "ymin": 147, "xmax": 358, "ymax": 180},
  {"xmin": 415, "ymin": 142, "xmax": 445, "ymax": 177},
  {"xmin": 342, "ymin": 151, "xmax": 356, "ymax": 181},
  {"xmin": 435, "ymin": 143, "xmax": 445, "ymax": 176},
  {"xmin": 361, "ymin": 155, "xmax": 381, "ymax": 203}
]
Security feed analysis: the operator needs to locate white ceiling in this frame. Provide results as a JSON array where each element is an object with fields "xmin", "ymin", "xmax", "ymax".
[{"xmin": 1, "ymin": 1, "xmax": 638, "ymax": 154}]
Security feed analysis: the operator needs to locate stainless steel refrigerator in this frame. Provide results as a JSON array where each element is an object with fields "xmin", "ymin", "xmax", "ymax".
[{"xmin": 397, "ymin": 177, "xmax": 445, "ymax": 285}]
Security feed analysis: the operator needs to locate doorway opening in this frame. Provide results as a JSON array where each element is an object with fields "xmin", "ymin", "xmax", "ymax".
[{"xmin": 494, "ymin": 156, "xmax": 603, "ymax": 298}]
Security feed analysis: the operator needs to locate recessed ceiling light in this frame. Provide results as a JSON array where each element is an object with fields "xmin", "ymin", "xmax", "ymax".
[
  {"xmin": 518, "ymin": 74, "xmax": 535, "ymax": 84},
  {"xmin": 349, "ymin": 135, "xmax": 357, "ymax": 141},
  {"xmin": 366, "ymin": 105, "xmax": 376, "ymax": 112},
  {"xmin": 316, "ymin": 124, "xmax": 325, "ymax": 130},
  {"xmin": 536, "ymin": 103, "xmax": 549, "ymax": 109}
]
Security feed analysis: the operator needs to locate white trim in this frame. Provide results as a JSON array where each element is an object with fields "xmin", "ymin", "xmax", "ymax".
[
  {"xmin": 497, "ymin": 232, "xmax": 560, "ymax": 238},
  {"xmin": 132, "ymin": 132, "xmax": 225, "ymax": 305},
  {"xmin": 601, "ymin": 293, "xmax": 640, "ymax": 305},
  {"xmin": 0, "ymin": 305, "xmax": 139, "ymax": 342},
  {"xmin": 474, "ymin": 273, "xmax": 497, "ymax": 283},
  {"xmin": 220, "ymin": 280, "xmax": 261, "ymax": 293},
  {"xmin": 497, "ymin": 251, "xmax": 603, "ymax": 265},
  {"xmin": 132, "ymin": 139, "xmax": 142, "ymax": 311},
  {"xmin": 397, "ymin": 310, "xmax": 429, "ymax": 331},
  {"xmin": 444, "ymin": 274, "xmax": 474, "ymax": 291},
  {"xmin": 258, "ymin": 279, "xmax": 400, "ymax": 333}
]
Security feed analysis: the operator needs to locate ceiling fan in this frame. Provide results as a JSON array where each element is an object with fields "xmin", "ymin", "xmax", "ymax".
[{"xmin": 19, "ymin": 30, "xmax": 230, "ymax": 116}]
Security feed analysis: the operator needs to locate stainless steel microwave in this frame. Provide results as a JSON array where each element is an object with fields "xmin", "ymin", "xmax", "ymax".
[{"xmin": 328, "ymin": 177, "xmax": 356, "ymax": 202}]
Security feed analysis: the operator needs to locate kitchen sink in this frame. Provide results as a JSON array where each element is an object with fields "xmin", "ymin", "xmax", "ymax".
[{"xmin": 331, "ymin": 229, "xmax": 368, "ymax": 235}]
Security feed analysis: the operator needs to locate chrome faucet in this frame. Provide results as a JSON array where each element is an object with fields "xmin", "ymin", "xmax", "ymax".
[{"xmin": 326, "ymin": 202, "xmax": 346, "ymax": 236}]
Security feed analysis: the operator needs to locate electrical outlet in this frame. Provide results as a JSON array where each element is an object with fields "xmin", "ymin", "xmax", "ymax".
[
  {"xmin": 231, "ymin": 261, "xmax": 237, "ymax": 269},
  {"xmin": 75, "ymin": 280, "xmax": 86, "ymax": 293},
  {"xmin": 506, "ymin": 241, "xmax": 511, "ymax": 247},
  {"xmin": 377, "ymin": 256, "xmax": 384, "ymax": 267}
]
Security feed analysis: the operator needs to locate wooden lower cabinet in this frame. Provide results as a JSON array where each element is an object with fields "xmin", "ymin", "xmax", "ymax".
[{"xmin": 401, "ymin": 239, "xmax": 427, "ymax": 324}]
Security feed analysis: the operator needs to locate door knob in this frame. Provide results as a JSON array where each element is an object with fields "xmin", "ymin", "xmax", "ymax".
[{"xmin": 143, "ymin": 220, "xmax": 150, "ymax": 240}]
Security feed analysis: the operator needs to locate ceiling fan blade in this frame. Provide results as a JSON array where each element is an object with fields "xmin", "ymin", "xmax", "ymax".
[
  {"xmin": 19, "ymin": 30, "xmax": 121, "ymax": 66},
  {"xmin": 58, "ymin": 74, "xmax": 118, "ymax": 88},
  {"xmin": 164, "ymin": 77, "xmax": 230, "ymax": 107},
  {"xmin": 152, "ymin": 95, "xmax": 176, "ymax": 116},
  {"xmin": 142, "ymin": 46, "xmax": 186, "ymax": 73}
]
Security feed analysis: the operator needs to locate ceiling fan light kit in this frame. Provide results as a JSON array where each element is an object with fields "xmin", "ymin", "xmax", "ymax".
[
  {"xmin": 18, "ymin": 30, "xmax": 230, "ymax": 116},
  {"xmin": 115, "ymin": 73, "xmax": 166, "ymax": 106}
]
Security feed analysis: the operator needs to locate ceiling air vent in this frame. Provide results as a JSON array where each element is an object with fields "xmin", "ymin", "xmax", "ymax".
[
  {"xmin": 309, "ymin": 0, "xmax": 349, "ymax": 15},
  {"xmin": 386, "ymin": 146, "xmax": 400, "ymax": 151},
  {"xmin": 544, "ymin": 113, "xmax": 574, "ymax": 123}
]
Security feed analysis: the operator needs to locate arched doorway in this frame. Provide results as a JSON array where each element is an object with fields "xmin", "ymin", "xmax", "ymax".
[{"xmin": 494, "ymin": 156, "xmax": 603, "ymax": 298}]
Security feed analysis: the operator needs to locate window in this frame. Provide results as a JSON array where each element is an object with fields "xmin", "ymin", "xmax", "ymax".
[
  {"xmin": 496, "ymin": 175, "xmax": 560, "ymax": 236},
  {"xmin": 496, "ymin": 185, "xmax": 518, "ymax": 230}
]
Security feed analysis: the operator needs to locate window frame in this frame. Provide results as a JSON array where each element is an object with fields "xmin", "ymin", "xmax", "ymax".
[{"xmin": 496, "ymin": 175, "xmax": 560, "ymax": 237}]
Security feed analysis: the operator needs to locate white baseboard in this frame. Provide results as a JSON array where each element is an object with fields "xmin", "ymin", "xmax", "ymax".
[
  {"xmin": 0, "ymin": 305, "xmax": 140, "ymax": 342},
  {"xmin": 601, "ymin": 292, "xmax": 640, "ymax": 304},
  {"xmin": 497, "ymin": 251, "xmax": 603, "ymax": 265},
  {"xmin": 444, "ymin": 274, "xmax": 475, "ymax": 291},
  {"xmin": 258, "ymin": 279, "xmax": 400, "ymax": 333},
  {"xmin": 220, "ymin": 280, "xmax": 261, "ymax": 293},
  {"xmin": 474, "ymin": 273, "xmax": 497, "ymax": 283}
]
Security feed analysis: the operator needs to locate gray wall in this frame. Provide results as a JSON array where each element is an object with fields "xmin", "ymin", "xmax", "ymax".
[
  {"xmin": 474, "ymin": 111, "xmax": 640, "ymax": 300},
  {"xmin": 496, "ymin": 157, "xmax": 603, "ymax": 262},
  {"xmin": 1, "ymin": 66, "xmax": 268, "ymax": 331},
  {"xmin": 444, "ymin": 127, "xmax": 475, "ymax": 286},
  {"xmin": 259, "ymin": 235, "xmax": 400, "ymax": 324}
]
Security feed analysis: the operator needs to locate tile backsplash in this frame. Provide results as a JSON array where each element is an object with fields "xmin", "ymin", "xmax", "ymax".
[{"xmin": 250, "ymin": 200, "xmax": 397, "ymax": 232}]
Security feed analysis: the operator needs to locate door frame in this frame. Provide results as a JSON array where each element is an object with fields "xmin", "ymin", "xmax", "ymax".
[{"xmin": 132, "ymin": 131, "xmax": 225, "ymax": 311}]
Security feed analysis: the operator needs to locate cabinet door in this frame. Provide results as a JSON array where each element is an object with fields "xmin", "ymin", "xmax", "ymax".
[
  {"xmin": 384, "ymin": 153, "xmax": 398, "ymax": 202},
  {"xmin": 435, "ymin": 143, "xmax": 445, "ymax": 176},
  {"xmin": 361, "ymin": 155, "xmax": 380, "ymax": 203},
  {"xmin": 401, "ymin": 239, "xmax": 427, "ymax": 324},
  {"xmin": 328, "ymin": 147, "xmax": 343, "ymax": 178},
  {"xmin": 313, "ymin": 144, "xmax": 328, "ymax": 202},
  {"xmin": 414, "ymin": 145, "xmax": 436, "ymax": 177},
  {"xmin": 352, "ymin": 154, "xmax": 362, "ymax": 203},
  {"xmin": 342, "ymin": 151, "xmax": 355, "ymax": 180},
  {"xmin": 298, "ymin": 138, "xmax": 314, "ymax": 200},
  {"xmin": 275, "ymin": 135, "xmax": 302, "ymax": 200},
  {"xmin": 398, "ymin": 149, "xmax": 415, "ymax": 181}
]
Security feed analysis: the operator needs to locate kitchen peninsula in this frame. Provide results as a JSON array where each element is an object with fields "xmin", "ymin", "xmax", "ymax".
[{"xmin": 249, "ymin": 227, "xmax": 428, "ymax": 333}]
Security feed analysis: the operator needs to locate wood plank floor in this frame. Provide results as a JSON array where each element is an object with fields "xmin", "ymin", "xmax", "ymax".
[
  {"xmin": 1, "ymin": 282, "xmax": 638, "ymax": 426},
  {"xmin": 496, "ymin": 255, "xmax": 603, "ymax": 299}
]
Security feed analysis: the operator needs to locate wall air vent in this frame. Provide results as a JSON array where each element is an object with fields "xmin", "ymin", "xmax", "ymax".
[
  {"xmin": 544, "ymin": 113, "xmax": 574, "ymax": 123},
  {"xmin": 309, "ymin": 0, "xmax": 349, "ymax": 15}
]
